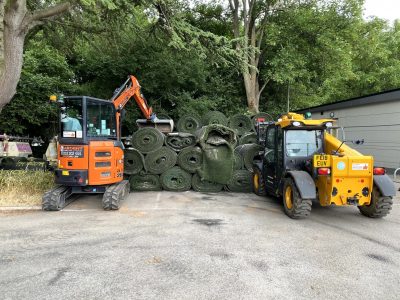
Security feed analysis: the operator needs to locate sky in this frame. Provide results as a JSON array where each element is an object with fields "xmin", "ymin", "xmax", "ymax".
[{"xmin": 363, "ymin": 0, "xmax": 400, "ymax": 23}]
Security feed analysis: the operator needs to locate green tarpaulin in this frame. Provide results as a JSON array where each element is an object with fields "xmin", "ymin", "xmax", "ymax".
[
  {"xmin": 191, "ymin": 173, "xmax": 223, "ymax": 193},
  {"xmin": 196, "ymin": 124, "xmax": 237, "ymax": 184}
]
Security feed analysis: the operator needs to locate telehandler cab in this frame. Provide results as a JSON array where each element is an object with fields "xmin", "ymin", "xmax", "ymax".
[{"xmin": 252, "ymin": 112, "xmax": 395, "ymax": 219}]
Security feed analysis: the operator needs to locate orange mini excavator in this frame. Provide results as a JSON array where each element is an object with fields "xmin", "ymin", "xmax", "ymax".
[{"xmin": 42, "ymin": 75, "xmax": 173, "ymax": 211}]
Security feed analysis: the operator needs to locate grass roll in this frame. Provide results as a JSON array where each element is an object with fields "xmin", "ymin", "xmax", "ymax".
[
  {"xmin": 177, "ymin": 146, "xmax": 203, "ymax": 173},
  {"xmin": 131, "ymin": 128, "xmax": 164, "ymax": 154},
  {"xmin": 165, "ymin": 132, "xmax": 196, "ymax": 152},
  {"xmin": 124, "ymin": 148, "xmax": 145, "ymax": 175},
  {"xmin": 228, "ymin": 114, "xmax": 253, "ymax": 136},
  {"xmin": 233, "ymin": 151, "xmax": 244, "ymax": 170},
  {"xmin": 235, "ymin": 143, "xmax": 263, "ymax": 172},
  {"xmin": 239, "ymin": 132, "xmax": 257, "ymax": 145},
  {"xmin": 145, "ymin": 146, "xmax": 177, "ymax": 174},
  {"xmin": 202, "ymin": 111, "xmax": 228, "ymax": 126},
  {"xmin": 160, "ymin": 166, "xmax": 192, "ymax": 191},
  {"xmin": 191, "ymin": 173, "xmax": 223, "ymax": 193},
  {"xmin": 129, "ymin": 174, "xmax": 161, "ymax": 191},
  {"xmin": 176, "ymin": 115, "xmax": 202, "ymax": 134},
  {"xmin": 225, "ymin": 169, "xmax": 253, "ymax": 193}
]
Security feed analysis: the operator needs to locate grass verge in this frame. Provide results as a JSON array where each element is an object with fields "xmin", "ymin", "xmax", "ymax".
[{"xmin": 0, "ymin": 170, "xmax": 55, "ymax": 206}]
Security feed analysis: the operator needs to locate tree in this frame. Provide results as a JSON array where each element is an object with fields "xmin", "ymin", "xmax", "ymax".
[
  {"xmin": 0, "ymin": 0, "xmax": 71, "ymax": 111},
  {"xmin": 228, "ymin": 0, "xmax": 283, "ymax": 113}
]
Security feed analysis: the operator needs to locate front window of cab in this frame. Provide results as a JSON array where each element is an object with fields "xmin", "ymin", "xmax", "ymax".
[
  {"xmin": 86, "ymin": 100, "xmax": 117, "ymax": 138},
  {"xmin": 286, "ymin": 130, "xmax": 323, "ymax": 157},
  {"xmin": 61, "ymin": 98, "xmax": 83, "ymax": 138}
]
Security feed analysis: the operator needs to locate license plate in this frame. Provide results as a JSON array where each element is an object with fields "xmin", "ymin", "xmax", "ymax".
[
  {"xmin": 62, "ymin": 170, "xmax": 70, "ymax": 176},
  {"xmin": 313, "ymin": 155, "xmax": 331, "ymax": 167}
]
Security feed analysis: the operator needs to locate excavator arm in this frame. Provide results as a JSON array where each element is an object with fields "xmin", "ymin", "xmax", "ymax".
[
  {"xmin": 111, "ymin": 75, "xmax": 173, "ymax": 133},
  {"xmin": 111, "ymin": 75, "xmax": 154, "ymax": 119}
]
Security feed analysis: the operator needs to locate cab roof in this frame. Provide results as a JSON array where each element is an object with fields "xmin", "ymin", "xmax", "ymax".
[{"xmin": 276, "ymin": 112, "xmax": 336, "ymax": 128}]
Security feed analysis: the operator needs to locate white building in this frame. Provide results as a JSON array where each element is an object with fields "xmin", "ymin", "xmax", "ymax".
[{"xmin": 297, "ymin": 89, "xmax": 400, "ymax": 172}]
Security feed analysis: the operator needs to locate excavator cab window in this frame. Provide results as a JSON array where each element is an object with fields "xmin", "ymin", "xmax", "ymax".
[
  {"xmin": 285, "ymin": 130, "xmax": 323, "ymax": 157},
  {"xmin": 86, "ymin": 100, "xmax": 117, "ymax": 138},
  {"xmin": 61, "ymin": 98, "xmax": 83, "ymax": 138}
]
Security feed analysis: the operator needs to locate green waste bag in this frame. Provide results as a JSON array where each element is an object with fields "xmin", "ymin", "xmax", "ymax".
[
  {"xmin": 124, "ymin": 148, "xmax": 145, "ymax": 175},
  {"xmin": 235, "ymin": 144, "xmax": 263, "ymax": 172},
  {"xmin": 191, "ymin": 173, "xmax": 223, "ymax": 193},
  {"xmin": 131, "ymin": 127, "xmax": 164, "ymax": 154},
  {"xmin": 225, "ymin": 170, "xmax": 253, "ymax": 193},
  {"xmin": 228, "ymin": 114, "xmax": 253, "ymax": 136},
  {"xmin": 202, "ymin": 111, "xmax": 228, "ymax": 126},
  {"xmin": 177, "ymin": 146, "xmax": 203, "ymax": 173},
  {"xmin": 239, "ymin": 132, "xmax": 257, "ymax": 145},
  {"xmin": 165, "ymin": 132, "xmax": 196, "ymax": 152},
  {"xmin": 176, "ymin": 115, "xmax": 202, "ymax": 134},
  {"xmin": 129, "ymin": 174, "xmax": 161, "ymax": 191},
  {"xmin": 160, "ymin": 166, "xmax": 192, "ymax": 191},
  {"xmin": 145, "ymin": 146, "xmax": 177, "ymax": 174},
  {"xmin": 196, "ymin": 124, "xmax": 237, "ymax": 184}
]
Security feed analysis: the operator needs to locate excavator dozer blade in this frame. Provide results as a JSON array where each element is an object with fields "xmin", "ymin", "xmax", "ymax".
[{"xmin": 136, "ymin": 119, "xmax": 174, "ymax": 133}]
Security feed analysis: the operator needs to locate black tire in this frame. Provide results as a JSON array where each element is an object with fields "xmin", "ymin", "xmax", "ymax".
[
  {"xmin": 252, "ymin": 167, "xmax": 266, "ymax": 196},
  {"xmin": 282, "ymin": 178, "xmax": 312, "ymax": 219},
  {"xmin": 358, "ymin": 186, "xmax": 393, "ymax": 218}
]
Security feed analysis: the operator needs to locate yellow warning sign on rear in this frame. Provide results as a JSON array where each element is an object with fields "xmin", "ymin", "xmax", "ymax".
[{"xmin": 313, "ymin": 154, "xmax": 331, "ymax": 167}]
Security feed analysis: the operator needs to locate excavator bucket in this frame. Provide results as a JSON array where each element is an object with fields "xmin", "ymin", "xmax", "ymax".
[{"xmin": 136, "ymin": 118, "xmax": 174, "ymax": 133}]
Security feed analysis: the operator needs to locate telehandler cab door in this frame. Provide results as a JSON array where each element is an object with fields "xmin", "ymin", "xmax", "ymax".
[{"xmin": 263, "ymin": 125, "xmax": 283, "ymax": 195}]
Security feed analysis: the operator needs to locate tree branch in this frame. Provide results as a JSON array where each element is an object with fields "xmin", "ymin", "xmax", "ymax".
[{"xmin": 30, "ymin": 2, "xmax": 71, "ymax": 22}]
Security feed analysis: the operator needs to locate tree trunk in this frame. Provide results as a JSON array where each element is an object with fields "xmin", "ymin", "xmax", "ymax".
[
  {"xmin": 0, "ymin": 0, "xmax": 27, "ymax": 112},
  {"xmin": 243, "ymin": 72, "xmax": 260, "ymax": 114},
  {"xmin": 0, "ymin": 0, "xmax": 71, "ymax": 112}
]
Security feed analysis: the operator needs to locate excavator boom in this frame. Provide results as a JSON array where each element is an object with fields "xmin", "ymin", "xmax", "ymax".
[{"xmin": 111, "ymin": 75, "xmax": 173, "ymax": 133}]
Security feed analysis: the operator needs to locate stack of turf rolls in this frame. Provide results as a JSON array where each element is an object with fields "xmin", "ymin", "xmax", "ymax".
[{"xmin": 124, "ymin": 111, "xmax": 268, "ymax": 193}]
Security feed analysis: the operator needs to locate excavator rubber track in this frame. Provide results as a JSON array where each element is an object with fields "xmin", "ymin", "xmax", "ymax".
[
  {"xmin": 102, "ymin": 180, "xmax": 130, "ymax": 210},
  {"xmin": 42, "ymin": 185, "xmax": 73, "ymax": 211}
]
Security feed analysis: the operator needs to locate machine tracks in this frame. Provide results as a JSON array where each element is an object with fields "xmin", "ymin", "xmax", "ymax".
[
  {"xmin": 102, "ymin": 180, "xmax": 130, "ymax": 210},
  {"xmin": 42, "ymin": 185, "xmax": 73, "ymax": 211}
]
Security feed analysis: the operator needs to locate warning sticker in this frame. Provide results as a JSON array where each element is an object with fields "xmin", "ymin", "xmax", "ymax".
[
  {"xmin": 60, "ymin": 145, "xmax": 84, "ymax": 158},
  {"xmin": 352, "ymin": 163, "xmax": 369, "ymax": 171}
]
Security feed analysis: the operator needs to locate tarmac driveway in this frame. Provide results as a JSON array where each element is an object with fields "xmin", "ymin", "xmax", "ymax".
[{"xmin": 0, "ymin": 190, "xmax": 399, "ymax": 299}]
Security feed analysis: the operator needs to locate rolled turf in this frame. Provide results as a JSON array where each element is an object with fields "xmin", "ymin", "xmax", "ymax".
[
  {"xmin": 129, "ymin": 174, "xmax": 161, "ymax": 191},
  {"xmin": 202, "ymin": 111, "xmax": 228, "ymax": 126},
  {"xmin": 131, "ymin": 127, "xmax": 164, "ymax": 154},
  {"xmin": 235, "ymin": 143, "xmax": 263, "ymax": 172},
  {"xmin": 124, "ymin": 148, "xmax": 145, "ymax": 175},
  {"xmin": 176, "ymin": 115, "xmax": 202, "ymax": 134},
  {"xmin": 225, "ymin": 169, "xmax": 253, "ymax": 193},
  {"xmin": 177, "ymin": 146, "xmax": 203, "ymax": 173},
  {"xmin": 145, "ymin": 146, "xmax": 177, "ymax": 174},
  {"xmin": 160, "ymin": 166, "xmax": 192, "ymax": 191},
  {"xmin": 239, "ymin": 132, "xmax": 257, "ymax": 145},
  {"xmin": 165, "ymin": 132, "xmax": 196, "ymax": 152},
  {"xmin": 228, "ymin": 114, "xmax": 253, "ymax": 136},
  {"xmin": 191, "ymin": 173, "xmax": 223, "ymax": 193}
]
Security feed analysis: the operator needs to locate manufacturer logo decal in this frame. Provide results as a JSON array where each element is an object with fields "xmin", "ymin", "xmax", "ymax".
[{"xmin": 352, "ymin": 163, "xmax": 369, "ymax": 171}]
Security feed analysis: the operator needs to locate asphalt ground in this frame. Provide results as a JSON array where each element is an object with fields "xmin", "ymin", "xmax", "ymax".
[{"xmin": 0, "ymin": 187, "xmax": 399, "ymax": 300}]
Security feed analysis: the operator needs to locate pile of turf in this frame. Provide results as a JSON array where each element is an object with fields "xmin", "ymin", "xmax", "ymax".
[{"xmin": 124, "ymin": 111, "xmax": 260, "ymax": 193}]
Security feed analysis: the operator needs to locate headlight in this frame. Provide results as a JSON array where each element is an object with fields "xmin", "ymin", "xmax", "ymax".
[{"xmin": 325, "ymin": 122, "xmax": 333, "ymax": 127}]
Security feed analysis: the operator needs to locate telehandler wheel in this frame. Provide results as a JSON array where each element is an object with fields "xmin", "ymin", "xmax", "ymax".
[
  {"xmin": 283, "ymin": 178, "xmax": 312, "ymax": 219},
  {"xmin": 358, "ymin": 186, "xmax": 393, "ymax": 218},
  {"xmin": 253, "ymin": 167, "xmax": 266, "ymax": 196}
]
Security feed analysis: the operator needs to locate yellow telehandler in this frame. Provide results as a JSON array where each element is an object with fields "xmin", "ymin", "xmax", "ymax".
[{"xmin": 253, "ymin": 113, "xmax": 395, "ymax": 219}]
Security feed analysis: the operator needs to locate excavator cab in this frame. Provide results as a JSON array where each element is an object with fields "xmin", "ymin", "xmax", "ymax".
[
  {"xmin": 42, "ymin": 96, "xmax": 129, "ymax": 211},
  {"xmin": 253, "ymin": 112, "xmax": 396, "ymax": 219}
]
